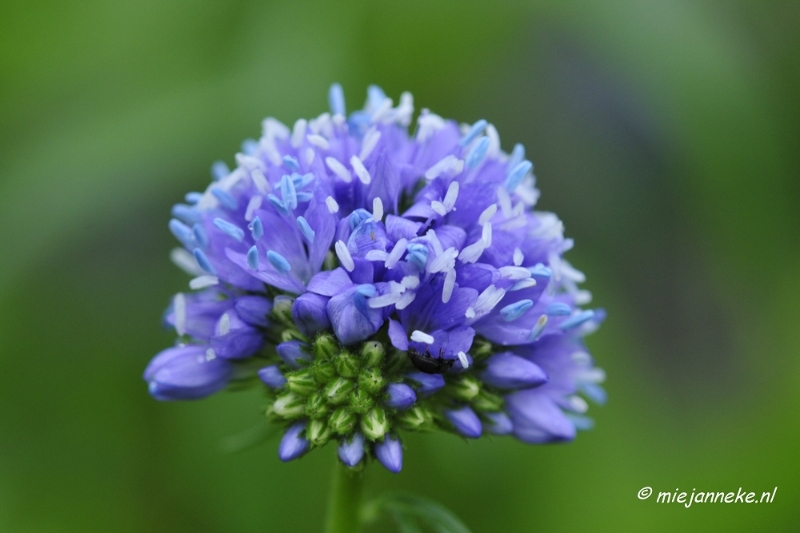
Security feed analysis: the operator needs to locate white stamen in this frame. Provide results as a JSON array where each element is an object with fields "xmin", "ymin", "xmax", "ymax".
[
  {"xmin": 291, "ymin": 119, "xmax": 307, "ymax": 148},
  {"xmin": 368, "ymin": 292, "xmax": 403, "ymax": 308},
  {"xmin": 513, "ymin": 248, "xmax": 524, "ymax": 266},
  {"xmin": 365, "ymin": 250, "xmax": 389, "ymax": 261},
  {"xmin": 245, "ymin": 195, "xmax": 263, "ymax": 221},
  {"xmin": 372, "ymin": 197, "xmax": 384, "ymax": 222},
  {"xmin": 481, "ymin": 223, "xmax": 493, "ymax": 247},
  {"xmin": 218, "ymin": 313, "xmax": 230, "ymax": 336},
  {"xmin": 426, "ymin": 230, "xmax": 443, "ymax": 255},
  {"xmin": 567, "ymin": 395, "xmax": 589, "ymax": 413},
  {"xmin": 410, "ymin": 330, "xmax": 435, "ymax": 344},
  {"xmin": 251, "ymin": 169, "xmax": 270, "ymax": 194},
  {"xmin": 388, "ymin": 281, "xmax": 406, "ymax": 294},
  {"xmin": 305, "ymin": 147, "xmax": 315, "ymax": 165},
  {"xmin": 371, "ymin": 98, "xmax": 393, "ymax": 123},
  {"xmin": 307, "ymin": 134, "xmax": 330, "ymax": 150},
  {"xmin": 465, "ymin": 307, "xmax": 476, "ymax": 319},
  {"xmin": 425, "ymin": 155, "xmax": 460, "ymax": 181},
  {"xmin": 474, "ymin": 285, "xmax": 506, "ymax": 316},
  {"xmin": 394, "ymin": 92, "xmax": 414, "ymax": 126},
  {"xmin": 360, "ymin": 128, "xmax": 381, "ymax": 160},
  {"xmin": 325, "ymin": 157, "xmax": 352, "ymax": 183},
  {"xmin": 428, "ymin": 247, "xmax": 458, "ymax": 273},
  {"xmin": 174, "ymin": 293, "xmax": 187, "ymax": 336},
  {"xmin": 325, "ymin": 196, "xmax": 340, "ymax": 213},
  {"xmin": 385, "ymin": 238, "xmax": 407, "ymax": 268},
  {"xmin": 499, "ymin": 266, "xmax": 532, "ymax": 280},
  {"xmin": 478, "ymin": 204, "xmax": 497, "ymax": 225},
  {"xmin": 486, "ymin": 124, "xmax": 500, "ymax": 158},
  {"xmin": 395, "ymin": 291, "xmax": 416, "ymax": 310},
  {"xmin": 170, "ymin": 248, "xmax": 205, "ymax": 276},
  {"xmin": 457, "ymin": 351, "xmax": 470, "ymax": 369},
  {"xmin": 509, "ymin": 278, "xmax": 538, "ymax": 291},
  {"xmin": 335, "ymin": 240, "xmax": 354, "ymax": 272},
  {"xmin": 442, "ymin": 268, "xmax": 456, "ymax": 303},
  {"xmin": 443, "ymin": 181, "xmax": 459, "ymax": 211},
  {"xmin": 431, "ymin": 201, "xmax": 447, "ymax": 216},
  {"xmin": 458, "ymin": 240, "xmax": 485, "ymax": 263},
  {"xmin": 350, "ymin": 155, "xmax": 371, "ymax": 184},
  {"xmin": 189, "ymin": 275, "xmax": 219, "ymax": 290},
  {"xmin": 205, "ymin": 348, "xmax": 216, "ymax": 361},
  {"xmin": 400, "ymin": 275, "xmax": 420, "ymax": 289}
]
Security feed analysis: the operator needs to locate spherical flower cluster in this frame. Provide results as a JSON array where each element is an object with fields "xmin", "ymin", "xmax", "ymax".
[{"xmin": 144, "ymin": 84, "xmax": 606, "ymax": 473}]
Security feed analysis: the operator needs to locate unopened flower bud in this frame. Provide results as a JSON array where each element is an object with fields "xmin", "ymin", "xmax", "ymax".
[
  {"xmin": 305, "ymin": 391, "xmax": 329, "ymax": 419},
  {"xmin": 358, "ymin": 368, "xmax": 385, "ymax": 395},
  {"xmin": 258, "ymin": 365, "xmax": 286, "ymax": 389},
  {"xmin": 338, "ymin": 433, "xmax": 365, "ymax": 467},
  {"xmin": 445, "ymin": 375, "xmax": 481, "ymax": 401},
  {"xmin": 313, "ymin": 333, "xmax": 339, "ymax": 360},
  {"xmin": 481, "ymin": 352, "xmax": 547, "ymax": 390},
  {"xmin": 273, "ymin": 391, "xmax": 305, "ymax": 418},
  {"xmin": 278, "ymin": 422, "xmax": 308, "ymax": 461},
  {"xmin": 397, "ymin": 405, "xmax": 434, "ymax": 432},
  {"xmin": 325, "ymin": 377, "xmax": 355, "ymax": 405},
  {"xmin": 445, "ymin": 406, "xmax": 482, "ymax": 438},
  {"xmin": 286, "ymin": 369, "xmax": 317, "ymax": 396},
  {"xmin": 291, "ymin": 292, "xmax": 331, "ymax": 336},
  {"xmin": 306, "ymin": 419, "xmax": 331, "ymax": 447},
  {"xmin": 384, "ymin": 383, "xmax": 416, "ymax": 410},
  {"xmin": 360, "ymin": 406, "xmax": 389, "ymax": 440},
  {"xmin": 375, "ymin": 435, "xmax": 403, "ymax": 473},
  {"xmin": 311, "ymin": 361, "xmax": 336, "ymax": 384},
  {"xmin": 334, "ymin": 350, "xmax": 360, "ymax": 378},
  {"xmin": 329, "ymin": 407, "xmax": 357, "ymax": 435},
  {"xmin": 272, "ymin": 295, "xmax": 294, "ymax": 323},
  {"xmin": 361, "ymin": 341, "xmax": 385, "ymax": 367},
  {"xmin": 277, "ymin": 340, "xmax": 311, "ymax": 368},
  {"xmin": 348, "ymin": 389, "xmax": 374, "ymax": 414}
]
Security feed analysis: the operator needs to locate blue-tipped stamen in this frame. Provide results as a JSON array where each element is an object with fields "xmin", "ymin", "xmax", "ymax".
[
  {"xmin": 211, "ymin": 160, "xmax": 229, "ymax": 181},
  {"xmin": 250, "ymin": 216, "xmax": 263, "ymax": 240},
  {"xmin": 211, "ymin": 187, "xmax": 238, "ymax": 210},
  {"xmin": 529, "ymin": 263, "xmax": 552, "ymax": 278},
  {"xmin": 169, "ymin": 219, "xmax": 194, "ymax": 247},
  {"xmin": 505, "ymin": 160, "xmax": 533, "ymax": 192},
  {"xmin": 283, "ymin": 155, "xmax": 299, "ymax": 172},
  {"xmin": 465, "ymin": 137, "xmax": 490, "ymax": 169},
  {"xmin": 354, "ymin": 284, "xmax": 377, "ymax": 314},
  {"xmin": 193, "ymin": 248, "xmax": 216, "ymax": 275},
  {"xmin": 184, "ymin": 192, "xmax": 203, "ymax": 204},
  {"xmin": 267, "ymin": 250, "xmax": 291, "ymax": 274},
  {"xmin": 296, "ymin": 216, "xmax": 315, "ymax": 243},
  {"xmin": 500, "ymin": 299, "xmax": 534, "ymax": 321},
  {"xmin": 459, "ymin": 119, "xmax": 488, "ymax": 147},
  {"xmin": 405, "ymin": 243, "xmax": 429, "ymax": 271},
  {"xmin": 528, "ymin": 314, "xmax": 548, "ymax": 341},
  {"xmin": 546, "ymin": 302, "xmax": 572, "ymax": 316},
  {"xmin": 280, "ymin": 174, "xmax": 298, "ymax": 210},
  {"xmin": 506, "ymin": 143, "xmax": 525, "ymax": 173},
  {"xmin": 213, "ymin": 218, "xmax": 245, "ymax": 242},
  {"xmin": 247, "ymin": 246, "xmax": 259, "ymax": 270},
  {"xmin": 295, "ymin": 192, "xmax": 313, "ymax": 203},
  {"xmin": 267, "ymin": 194, "xmax": 289, "ymax": 215},
  {"xmin": 171, "ymin": 204, "xmax": 201, "ymax": 224},
  {"xmin": 329, "ymin": 83, "xmax": 346, "ymax": 116},
  {"xmin": 291, "ymin": 172, "xmax": 315, "ymax": 189},
  {"xmin": 559, "ymin": 310, "xmax": 595, "ymax": 330},
  {"xmin": 241, "ymin": 138, "xmax": 258, "ymax": 155},
  {"xmin": 192, "ymin": 223, "xmax": 208, "ymax": 248}
]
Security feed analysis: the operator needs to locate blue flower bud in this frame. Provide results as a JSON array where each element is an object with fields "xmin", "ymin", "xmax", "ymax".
[
  {"xmin": 445, "ymin": 406, "xmax": 482, "ymax": 438},
  {"xmin": 375, "ymin": 435, "xmax": 403, "ymax": 473},
  {"xmin": 276, "ymin": 340, "xmax": 311, "ymax": 368},
  {"xmin": 257, "ymin": 365, "xmax": 286, "ymax": 389},
  {"xmin": 481, "ymin": 352, "xmax": 548, "ymax": 390},
  {"xmin": 279, "ymin": 422, "xmax": 309, "ymax": 461},
  {"xmin": 144, "ymin": 345, "xmax": 232, "ymax": 401},
  {"xmin": 291, "ymin": 292, "xmax": 331, "ymax": 336},
  {"xmin": 485, "ymin": 411, "xmax": 513, "ymax": 435},
  {"xmin": 406, "ymin": 372, "xmax": 445, "ymax": 396},
  {"xmin": 384, "ymin": 383, "xmax": 416, "ymax": 410},
  {"xmin": 338, "ymin": 434, "xmax": 365, "ymax": 467},
  {"xmin": 234, "ymin": 296, "xmax": 272, "ymax": 327}
]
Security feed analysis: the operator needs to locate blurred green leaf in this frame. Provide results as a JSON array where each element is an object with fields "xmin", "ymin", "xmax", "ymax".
[{"xmin": 367, "ymin": 492, "xmax": 472, "ymax": 533}]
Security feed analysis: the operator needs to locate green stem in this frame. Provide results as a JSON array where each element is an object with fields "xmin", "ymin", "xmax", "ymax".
[{"xmin": 324, "ymin": 461, "xmax": 364, "ymax": 533}]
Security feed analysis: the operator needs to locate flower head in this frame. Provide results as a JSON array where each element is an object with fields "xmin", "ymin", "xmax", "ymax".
[{"xmin": 145, "ymin": 84, "xmax": 606, "ymax": 472}]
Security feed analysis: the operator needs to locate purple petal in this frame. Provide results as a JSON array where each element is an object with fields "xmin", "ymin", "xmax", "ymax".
[
  {"xmin": 144, "ymin": 344, "xmax": 232, "ymax": 401},
  {"xmin": 327, "ymin": 285, "xmax": 384, "ymax": 345},
  {"xmin": 388, "ymin": 319, "xmax": 409, "ymax": 351},
  {"xmin": 406, "ymin": 372, "xmax": 445, "ymax": 396},
  {"xmin": 233, "ymin": 295, "xmax": 272, "ymax": 327},
  {"xmin": 292, "ymin": 292, "xmax": 332, "ymax": 336},
  {"xmin": 485, "ymin": 411, "xmax": 514, "ymax": 435},
  {"xmin": 481, "ymin": 352, "xmax": 548, "ymax": 390},
  {"xmin": 507, "ymin": 389, "xmax": 576, "ymax": 443}
]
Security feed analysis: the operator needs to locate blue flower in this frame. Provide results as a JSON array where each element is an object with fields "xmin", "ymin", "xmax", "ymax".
[{"xmin": 146, "ymin": 84, "xmax": 606, "ymax": 473}]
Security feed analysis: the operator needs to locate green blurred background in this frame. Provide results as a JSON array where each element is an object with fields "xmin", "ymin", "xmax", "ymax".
[{"xmin": 1, "ymin": 1, "xmax": 798, "ymax": 531}]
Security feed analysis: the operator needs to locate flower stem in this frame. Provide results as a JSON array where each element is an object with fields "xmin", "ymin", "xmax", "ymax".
[{"xmin": 324, "ymin": 461, "xmax": 364, "ymax": 533}]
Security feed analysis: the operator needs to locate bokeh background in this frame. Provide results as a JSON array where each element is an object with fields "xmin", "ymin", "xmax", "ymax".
[{"xmin": 1, "ymin": 1, "xmax": 799, "ymax": 531}]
